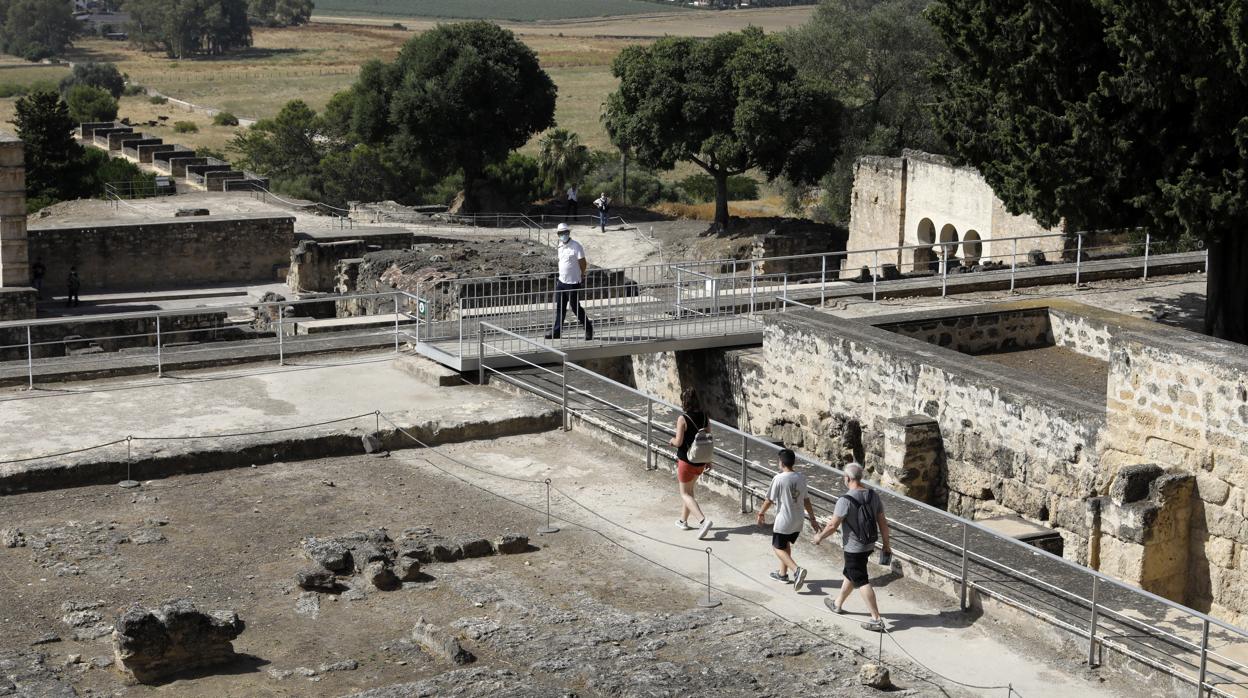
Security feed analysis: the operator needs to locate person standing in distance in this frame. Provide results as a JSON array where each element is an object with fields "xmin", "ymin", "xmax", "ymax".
[
  {"xmin": 65, "ymin": 266, "xmax": 81, "ymax": 308},
  {"xmin": 813, "ymin": 462, "xmax": 892, "ymax": 632},
  {"xmin": 671, "ymin": 387, "xmax": 713, "ymax": 540},
  {"xmin": 544, "ymin": 223, "xmax": 594, "ymax": 341},
  {"xmin": 593, "ymin": 192, "xmax": 611, "ymax": 233},
  {"xmin": 566, "ymin": 183, "xmax": 579, "ymax": 218},
  {"xmin": 756, "ymin": 449, "xmax": 819, "ymax": 590}
]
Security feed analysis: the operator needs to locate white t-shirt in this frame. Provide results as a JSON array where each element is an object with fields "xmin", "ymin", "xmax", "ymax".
[
  {"xmin": 558, "ymin": 239, "xmax": 586, "ymax": 284},
  {"xmin": 767, "ymin": 470, "xmax": 809, "ymax": 535},
  {"xmin": 567, "ymin": 187, "xmax": 578, "ymax": 202}
]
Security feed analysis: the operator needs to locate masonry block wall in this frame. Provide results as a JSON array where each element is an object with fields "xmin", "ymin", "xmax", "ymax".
[
  {"xmin": 27, "ymin": 214, "xmax": 295, "ymax": 291},
  {"xmin": 0, "ymin": 132, "xmax": 29, "ymax": 289},
  {"xmin": 0, "ymin": 288, "xmax": 35, "ymax": 321}
]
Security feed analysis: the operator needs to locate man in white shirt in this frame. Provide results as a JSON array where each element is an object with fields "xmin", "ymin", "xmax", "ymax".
[
  {"xmin": 566, "ymin": 183, "xmax": 578, "ymax": 218},
  {"xmin": 544, "ymin": 223, "xmax": 594, "ymax": 340},
  {"xmin": 593, "ymin": 192, "xmax": 611, "ymax": 232},
  {"xmin": 755, "ymin": 449, "xmax": 819, "ymax": 591}
]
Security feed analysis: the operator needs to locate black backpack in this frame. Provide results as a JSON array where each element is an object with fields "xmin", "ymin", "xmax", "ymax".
[{"xmin": 839, "ymin": 490, "xmax": 879, "ymax": 546}]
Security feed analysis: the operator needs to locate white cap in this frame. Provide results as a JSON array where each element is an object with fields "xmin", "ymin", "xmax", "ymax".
[{"xmin": 556, "ymin": 223, "xmax": 570, "ymax": 233}]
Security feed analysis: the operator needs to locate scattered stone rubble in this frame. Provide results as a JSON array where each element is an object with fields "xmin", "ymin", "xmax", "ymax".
[
  {"xmin": 295, "ymin": 527, "xmax": 530, "ymax": 595},
  {"xmin": 111, "ymin": 598, "xmax": 244, "ymax": 684}
]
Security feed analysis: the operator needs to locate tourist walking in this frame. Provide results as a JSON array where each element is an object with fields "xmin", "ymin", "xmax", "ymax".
[
  {"xmin": 756, "ymin": 449, "xmax": 819, "ymax": 590},
  {"xmin": 65, "ymin": 267, "xmax": 81, "ymax": 308},
  {"xmin": 813, "ymin": 462, "xmax": 892, "ymax": 631},
  {"xmin": 671, "ymin": 387, "xmax": 713, "ymax": 539},
  {"xmin": 593, "ymin": 192, "xmax": 611, "ymax": 232},
  {"xmin": 30, "ymin": 258, "xmax": 45, "ymax": 298},
  {"xmin": 566, "ymin": 183, "xmax": 579, "ymax": 218},
  {"xmin": 544, "ymin": 223, "xmax": 594, "ymax": 340}
]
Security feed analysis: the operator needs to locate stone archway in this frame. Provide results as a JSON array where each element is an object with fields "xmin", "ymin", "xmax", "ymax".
[
  {"xmin": 939, "ymin": 224, "xmax": 959, "ymax": 271},
  {"xmin": 914, "ymin": 218, "xmax": 936, "ymax": 272},
  {"xmin": 962, "ymin": 230, "xmax": 982, "ymax": 265}
]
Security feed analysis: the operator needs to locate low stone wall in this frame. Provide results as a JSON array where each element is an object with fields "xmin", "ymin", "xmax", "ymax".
[
  {"xmin": 876, "ymin": 306, "xmax": 1053, "ymax": 355},
  {"xmin": 0, "ymin": 311, "xmax": 229, "ymax": 361},
  {"xmin": 0, "ymin": 287, "xmax": 35, "ymax": 321},
  {"xmin": 27, "ymin": 214, "xmax": 295, "ymax": 291}
]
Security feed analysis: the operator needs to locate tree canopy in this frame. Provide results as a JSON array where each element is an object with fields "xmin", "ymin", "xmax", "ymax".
[
  {"xmin": 59, "ymin": 62, "xmax": 127, "ymax": 99},
  {"xmin": 0, "ymin": 0, "xmax": 79, "ymax": 61},
  {"xmin": 929, "ymin": 0, "xmax": 1248, "ymax": 342},
  {"xmin": 247, "ymin": 0, "xmax": 314, "ymax": 27},
  {"xmin": 65, "ymin": 84, "xmax": 120, "ymax": 123},
  {"xmin": 126, "ymin": 0, "xmax": 252, "ymax": 58},
  {"xmin": 604, "ymin": 27, "xmax": 841, "ymax": 230},
  {"xmin": 537, "ymin": 129, "xmax": 589, "ymax": 197},
  {"xmin": 784, "ymin": 0, "xmax": 944, "ymax": 222},
  {"xmin": 324, "ymin": 21, "xmax": 556, "ymax": 211}
]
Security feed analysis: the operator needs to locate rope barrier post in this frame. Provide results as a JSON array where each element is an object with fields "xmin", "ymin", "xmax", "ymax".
[
  {"xmin": 25, "ymin": 324, "xmax": 33, "ymax": 390},
  {"xmin": 1075, "ymin": 232, "xmax": 1084, "ymax": 287},
  {"xmin": 118, "ymin": 436, "xmax": 139, "ymax": 489},
  {"xmin": 872, "ymin": 250, "xmax": 879, "ymax": 302},
  {"xmin": 561, "ymin": 357, "xmax": 569, "ymax": 431},
  {"xmin": 1087, "ymin": 575, "xmax": 1100, "ymax": 667},
  {"xmin": 739, "ymin": 435, "xmax": 749, "ymax": 514},
  {"xmin": 959, "ymin": 521, "xmax": 970, "ymax": 610},
  {"xmin": 1196, "ymin": 619, "xmax": 1209, "ymax": 697},
  {"xmin": 697, "ymin": 547, "xmax": 721, "ymax": 608},
  {"xmin": 645, "ymin": 398, "xmax": 653, "ymax": 471},
  {"xmin": 1143, "ymin": 232, "xmax": 1151, "ymax": 280},
  {"xmin": 374, "ymin": 410, "xmax": 380, "ymax": 438},
  {"xmin": 155, "ymin": 313, "xmax": 162, "ymax": 378},
  {"xmin": 537, "ymin": 478, "xmax": 559, "ymax": 535},
  {"xmin": 1010, "ymin": 238, "xmax": 1018, "ymax": 293}
]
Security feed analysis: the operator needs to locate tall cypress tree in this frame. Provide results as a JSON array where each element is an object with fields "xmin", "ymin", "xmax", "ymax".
[{"xmin": 12, "ymin": 91, "xmax": 88, "ymax": 206}]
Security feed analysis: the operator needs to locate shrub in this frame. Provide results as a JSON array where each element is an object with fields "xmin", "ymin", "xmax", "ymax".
[
  {"xmin": 212, "ymin": 111, "xmax": 239, "ymax": 126},
  {"xmin": 677, "ymin": 173, "xmax": 760, "ymax": 203},
  {"xmin": 122, "ymin": 83, "xmax": 146, "ymax": 97},
  {"xmin": 65, "ymin": 84, "xmax": 119, "ymax": 123},
  {"xmin": 59, "ymin": 62, "xmax": 126, "ymax": 98},
  {"xmin": 0, "ymin": 80, "xmax": 58, "ymax": 98},
  {"xmin": 173, "ymin": 121, "xmax": 199, "ymax": 133},
  {"xmin": 149, "ymin": 95, "xmax": 168, "ymax": 105}
]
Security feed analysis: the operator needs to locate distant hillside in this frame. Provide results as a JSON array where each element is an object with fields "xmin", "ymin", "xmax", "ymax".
[{"xmin": 311, "ymin": 0, "xmax": 689, "ymax": 21}]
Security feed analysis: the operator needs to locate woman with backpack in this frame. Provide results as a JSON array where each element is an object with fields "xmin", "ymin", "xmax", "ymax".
[{"xmin": 670, "ymin": 387, "xmax": 713, "ymax": 539}]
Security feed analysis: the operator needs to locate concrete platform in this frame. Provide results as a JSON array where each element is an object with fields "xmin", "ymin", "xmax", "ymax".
[{"xmin": 295, "ymin": 313, "xmax": 411, "ymax": 334}]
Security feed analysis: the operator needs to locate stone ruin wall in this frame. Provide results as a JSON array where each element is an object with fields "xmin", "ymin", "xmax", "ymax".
[{"xmin": 846, "ymin": 150, "xmax": 1064, "ymax": 272}]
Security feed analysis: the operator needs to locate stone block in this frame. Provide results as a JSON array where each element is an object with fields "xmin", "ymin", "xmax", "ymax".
[
  {"xmin": 1206, "ymin": 537, "xmax": 1237, "ymax": 570},
  {"xmin": 365, "ymin": 560, "xmax": 400, "ymax": 591},
  {"xmin": 493, "ymin": 534, "xmax": 529, "ymax": 555},
  {"xmin": 295, "ymin": 567, "xmax": 338, "ymax": 592},
  {"xmin": 394, "ymin": 557, "xmax": 422, "ymax": 582},
  {"xmin": 456, "ymin": 537, "xmax": 494, "ymax": 560},
  {"xmin": 303, "ymin": 537, "xmax": 352, "ymax": 573},
  {"xmin": 1110, "ymin": 464, "xmax": 1163, "ymax": 505},
  {"xmin": 410, "ymin": 621, "xmax": 475, "ymax": 665},
  {"xmin": 112, "ymin": 599, "xmax": 244, "ymax": 684}
]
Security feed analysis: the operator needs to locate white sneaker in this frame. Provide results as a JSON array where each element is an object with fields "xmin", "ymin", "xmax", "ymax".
[
  {"xmin": 675, "ymin": 520, "xmax": 693, "ymax": 531},
  {"xmin": 793, "ymin": 566, "xmax": 808, "ymax": 591},
  {"xmin": 697, "ymin": 519, "xmax": 713, "ymax": 540}
]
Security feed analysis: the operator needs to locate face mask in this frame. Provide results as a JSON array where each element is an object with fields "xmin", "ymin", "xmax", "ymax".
[{"xmin": 559, "ymin": 234, "xmax": 570, "ymax": 243}]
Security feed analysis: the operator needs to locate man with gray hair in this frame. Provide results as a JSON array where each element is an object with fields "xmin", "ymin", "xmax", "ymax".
[{"xmin": 813, "ymin": 461, "xmax": 891, "ymax": 632}]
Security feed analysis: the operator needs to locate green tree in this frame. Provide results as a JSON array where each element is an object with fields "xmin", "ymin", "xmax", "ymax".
[
  {"xmin": 318, "ymin": 144, "xmax": 401, "ymax": 209},
  {"xmin": 59, "ymin": 62, "xmax": 127, "ymax": 99},
  {"xmin": 604, "ymin": 27, "xmax": 841, "ymax": 230},
  {"xmin": 537, "ymin": 128, "xmax": 589, "ymax": 197},
  {"xmin": 929, "ymin": 0, "xmax": 1248, "ymax": 342},
  {"xmin": 329, "ymin": 22, "xmax": 556, "ymax": 211},
  {"xmin": 11, "ymin": 91, "xmax": 88, "ymax": 206},
  {"xmin": 785, "ymin": 0, "xmax": 944, "ymax": 222},
  {"xmin": 229, "ymin": 99, "xmax": 325, "ymax": 186},
  {"xmin": 247, "ymin": 0, "xmax": 314, "ymax": 26},
  {"xmin": 65, "ymin": 84, "xmax": 120, "ymax": 123},
  {"xmin": 126, "ymin": 0, "xmax": 252, "ymax": 58},
  {"xmin": 0, "ymin": 0, "xmax": 79, "ymax": 60}
]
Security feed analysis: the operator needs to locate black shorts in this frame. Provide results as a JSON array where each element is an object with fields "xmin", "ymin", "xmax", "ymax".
[
  {"xmin": 771, "ymin": 531, "xmax": 799, "ymax": 550},
  {"xmin": 843, "ymin": 550, "xmax": 871, "ymax": 586}
]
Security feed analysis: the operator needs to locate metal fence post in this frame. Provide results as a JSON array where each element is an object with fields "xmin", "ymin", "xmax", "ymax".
[
  {"xmin": 959, "ymin": 522, "xmax": 970, "ymax": 610},
  {"xmin": 155, "ymin": 314, "xmax": 162, "ymax": 378},
  {"xmin": 1075, "ymin": 232, "xmax": 1084, "ymax": 287},
  {"xmin": 276, "ymin": 306, "xmax": 284, "ymax": 366},
  {"xmin": 477, "ymin": 328, "xmax": 485, "ymax": 385},
  {"xmin": 1143, "ymin": 232, "xmax": 1151, "ymax": 280},
  {"xmin": 872, "ymin": 250, "xmax": 879, "ymax": 302},
  {"xmin": 1010, "ymin": 238, "xmax": 1018, "ymax": 293},
  {"xmin": 25, "ymin": 325, "xmax": 33, "ymax": 390},
  {"xmin": 561, "ymin": 357, "xmax": 569, "ymax": 431},
  {"xmin": 676, "ymin": 267, "xmax": 683, "ymax": 318},
  {"xmin": 645, "ymin": 398, "xmax": 653, "ymax": 470},
  {"xmin": 820, "ymin": 255, "xmax": 827, "ymax": 305},
  {"xmin": 1197, "ymin": 619, "xmax": 1210, "ymax": 697},
  {"xmin": 739, "ymin": 435, "xmax": 749, "ymax": 513},
  {"xmin": 941, "ymin": 249, "xmax": 949, "ymax": 297},
  {"xmin": 393, "ymin": 291, "xmax": 400, "ymax": 352},
  {"xmin": 1088, "ymin": 576, "xmax": 1100, "ymax": 667},
  {"xmin": 749, "ymin": 264, "xmax": 757, "ymax": 314}
]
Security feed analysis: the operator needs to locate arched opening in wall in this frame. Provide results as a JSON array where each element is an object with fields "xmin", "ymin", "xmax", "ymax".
[
  {"xmin": 913, "ymin": 218, "xmax": 936, "ymax": 272},
  {"xmin": 962, "ymin": 230, "xmax": 982, "ymax": 265},
  {"xmin": 939, "ymin": 224, "xmax": 959, "ymax": 270}
]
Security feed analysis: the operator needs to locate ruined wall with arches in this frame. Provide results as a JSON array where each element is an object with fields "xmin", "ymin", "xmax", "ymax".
[{"xmin": 845, "ymin": 150, "xmax": 1067, "ymax": 274}]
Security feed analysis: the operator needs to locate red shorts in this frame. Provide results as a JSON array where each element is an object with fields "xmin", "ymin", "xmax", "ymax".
[{"xmin": 677, "ymin": 459, "xmax": 706, "ymax": 483}]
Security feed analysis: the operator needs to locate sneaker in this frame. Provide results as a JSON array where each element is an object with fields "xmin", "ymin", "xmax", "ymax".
[
  {"xmin": 675, "ymin": 519, "xmax": 692, "ymax": 531},
  {"xmin": 862, "ymin": 618, "xmax": 885, "ymax": 633},
  {"xmin": 792, "ymin": 566, "xmax": 808, "ymax": 591},
  {"xmin": 824, "ymin": 598, "xmax": 844, "ymax": 614},
  {"xmin": 696, "ymin": 518, "xmax": 713, "ymax": 540},
  {"xmin": 543, "ymin": 332, "xmax": 561, "ymax": 340},
  {"xmin": 770, "ymin": 571, "xmax": 792, "ymax": 584}
]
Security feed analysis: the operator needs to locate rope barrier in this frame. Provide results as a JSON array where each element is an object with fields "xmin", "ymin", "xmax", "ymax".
[{"xmin": 0, "ymin": 438, "xmax": 129, "ymax": 466}]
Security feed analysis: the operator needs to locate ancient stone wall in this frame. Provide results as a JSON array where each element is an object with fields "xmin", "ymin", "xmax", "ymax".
[
  {"xmin": 27, "ymin": 214, "xmax": 295, "ymax": 291},
  {"xmin": 0, "ymin": 287, "xmax": 35, "ymax": 321},
  {"xmin": 845, "ymin": 156, "xmax": 906, "ymax": 270},
  {"xmin": 877, "ymin": 307, "xmax": 1053, "ymax": 355},
  {"xmin": 0, "ymin": 311, "xmax": 229, "ymax": 361},
  {"xmin": 0, "ymin": 131, "xmax": 29, "ymax": 288},
  {"xmin": 289, "ymin": 240, "xmax": 369, "ymax": 294}
]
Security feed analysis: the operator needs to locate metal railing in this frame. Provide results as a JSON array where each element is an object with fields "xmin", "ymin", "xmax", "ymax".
[{"xmin": 483, "ymin": 353, "xmax": 1248, "ymax": 698}]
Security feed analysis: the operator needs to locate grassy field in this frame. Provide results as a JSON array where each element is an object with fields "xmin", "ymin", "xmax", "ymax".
[{"xmin": 313, "ymin": 0, "xmax": 683, "ymax": 21}]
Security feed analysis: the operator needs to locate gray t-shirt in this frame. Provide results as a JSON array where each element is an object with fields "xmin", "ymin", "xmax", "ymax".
[
  {"xmin": 833, "ymin": 487, "xmax": 884, "ymax": 553},
  {"xmin": 766, "ymin": 470, "xmax": 809, "ymax": 535}
]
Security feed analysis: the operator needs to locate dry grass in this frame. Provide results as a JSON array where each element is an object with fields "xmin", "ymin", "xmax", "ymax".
[{"xmin": 654, "ymin": 195, "xmax": 789, "ymax": 221}]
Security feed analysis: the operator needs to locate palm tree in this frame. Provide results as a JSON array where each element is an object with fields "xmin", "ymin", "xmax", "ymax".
[{"xmin": 537, "ymin": 128, "xmax": 588, "ymax": 197}]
